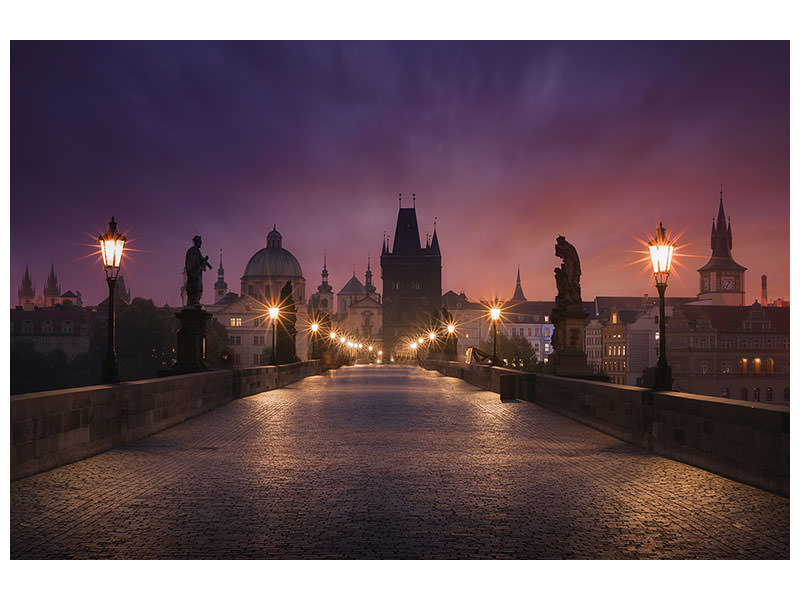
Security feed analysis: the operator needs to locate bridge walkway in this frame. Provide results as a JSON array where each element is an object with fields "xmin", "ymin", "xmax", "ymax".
[{"xmin": 10, "ymin": 365, "xmax": 789, "ymax": 559}]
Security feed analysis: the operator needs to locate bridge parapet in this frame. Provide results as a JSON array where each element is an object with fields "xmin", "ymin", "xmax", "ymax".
[
  {"xmin": 11, "ymin": 361, "xmax": 322, "ymax": 481},
  {"xmin": 423, "ymin": 360, "xmax": 789, "ymax": 496}
]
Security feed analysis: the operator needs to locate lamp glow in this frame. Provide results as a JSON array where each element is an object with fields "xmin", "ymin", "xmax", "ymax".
[
  {"xmin": 648, "ymin": 222, "xmax": 674, "ymax": 285},
  {"xmin": 490, "ymin": 306, "xmax": 501, "ymax": 321},
  {"xmin": 268, "ymin": 306, "xmax": 280, "ymax": 320},
  {"xmin": 311, "ymin": 322, "xmax": 319, "ymax": 333},
  {"xmin": 447, "ymin": 324, "xmax": 455, "ymax": 334},
  {"xmin": 428, "ymin": 332, "xmax": 436, "ymax": 340}
]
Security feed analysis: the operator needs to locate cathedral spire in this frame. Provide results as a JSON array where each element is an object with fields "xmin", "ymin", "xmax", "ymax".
[
  {"xmin": 18, "ymin": 264, "xmax": 35, "ymax": 308},
  {"xmin": 511, "ymin": 265, "xmax": 527, "ymax": 302},
  {"xmin": 711, "ymin": 187, "xmax": 732, "ymax": 257}
]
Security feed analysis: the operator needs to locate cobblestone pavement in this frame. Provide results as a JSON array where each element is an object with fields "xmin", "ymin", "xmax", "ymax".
[{"xmin": 11, "ymin": 365, "xmax": 789, "ymax": 559}]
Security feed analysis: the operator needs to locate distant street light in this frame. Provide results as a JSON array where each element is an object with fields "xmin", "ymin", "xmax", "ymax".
[
  {"xmin": 490, "ymin": 304, "xmax": 501, "ymax": 365},
  {"xmin": 428, "ymin": 332, "xmax": 436, "ymax": 341},
  {"xmin": 99, "ymin": 217, "xmax": 126, "ymax": 384},
  {"xmin": 308, "ymin": 321, "xmax": 320, "ymax": 360},
  {"xmin": 268, "ymin": 306, "xmax": 280, "ymax": 365},
  {"xmin": 649, "ymin": 222, "xmax": 675, "ymax": 390},
  {"xmin": 447, "ymin": 324, "xmax": 455, "ymax": 334}
]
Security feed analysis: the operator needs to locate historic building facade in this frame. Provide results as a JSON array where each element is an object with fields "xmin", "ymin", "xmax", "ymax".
[
  {"xmin": 667, "ymin": 303, "xmax": 789, "ymax": 402},
  {"xmin": 207, "ymin": 227, "xmax": 310, "ymax": 366},
  {"xmin": 380, "ymin": 198, "xmax": 441, "ymax": 356}
]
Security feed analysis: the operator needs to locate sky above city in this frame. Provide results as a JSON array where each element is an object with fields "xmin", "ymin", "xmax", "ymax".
[{"xmin": 10, "ymin": 40, "xmax": 789, "ymax": 307}]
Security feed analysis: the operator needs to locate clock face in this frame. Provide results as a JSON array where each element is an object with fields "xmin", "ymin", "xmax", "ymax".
[{"xmin": 721, "ymin": 277, "xmax": 735, "ymax": 290}]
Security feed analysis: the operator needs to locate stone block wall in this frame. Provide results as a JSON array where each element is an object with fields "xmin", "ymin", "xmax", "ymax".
[
  {"xmin": 11, "ymin": 361, "xmax": 322, "ymax": 481},
  {"xmin": 423, "ymin": 360, "xmax": 789, "ymax": 496}
]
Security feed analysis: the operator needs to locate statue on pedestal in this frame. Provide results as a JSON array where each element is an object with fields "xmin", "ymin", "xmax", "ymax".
[
  {"xmin": 550, "ymin": 236, "xmax": 591, "ymax": 376},
  {"xmin": 161, "ymin": 236, "xmax": 213, "ymax": 376}
]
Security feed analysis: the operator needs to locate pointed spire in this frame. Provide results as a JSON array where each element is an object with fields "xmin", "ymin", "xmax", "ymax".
[
  {"xmin": 412, "ymin": 192, "xmax": 416, "ymax": 208},
  {"xmin": 217, "ymin": 248, "xmax": 224, "ymax": 277},
  {"xmin": 430, "ymin": 219, "xmax": 440, "ymax": 256},
  {"xmin": 399, "ymin": 192, "xmax": 402, "ymax": 209},
  {"xmin": 511, "ymin": 265, "xmax": 527, "ymax": 302},
  {"xmin": 365, "ymin": 255, "xmax": 375, "ymax": 296}
]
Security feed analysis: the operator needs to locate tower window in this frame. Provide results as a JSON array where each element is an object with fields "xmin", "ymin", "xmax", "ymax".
[{"xmin": 230, "ymin": 317, "xmax": 242, "ymax": 327}]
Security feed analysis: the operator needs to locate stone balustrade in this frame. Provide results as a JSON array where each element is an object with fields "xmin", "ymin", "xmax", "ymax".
[
  {"xmin": 423, "ymin": 360, "xmax": 789, "ymax": 496},
  {"xmin": 11, "ymin": 361, "xmax": 322, "ymax": 481}
]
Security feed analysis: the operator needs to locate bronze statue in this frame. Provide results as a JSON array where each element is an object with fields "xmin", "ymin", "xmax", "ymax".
[
  {"xmin": 185, "ymin": 235, "xmax": 212, "ymax": 306},
  {"xmin": 554, "ymin": 235, "xmax": 582, "ymax": 309}
]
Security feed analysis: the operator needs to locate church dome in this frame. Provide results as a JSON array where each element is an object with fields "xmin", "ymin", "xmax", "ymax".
[{"xmin": 242, "ymin": 227, "xmax": 304, "ymax": 279}]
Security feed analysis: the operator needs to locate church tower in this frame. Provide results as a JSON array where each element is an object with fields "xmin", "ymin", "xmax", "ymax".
[
  {"xmin": 697, "ymin": 188, "xmax": 747, "ymax": 305},
  {"xmin": 380, "ymin": 193, "xmax": 442, "ymax": 356},
  {"xmin": 43, "ymin": 263, "xmax": 61, "ymax": 307},
  {"xmin": 511, "ymin": 266, "xmax": 527, "ymax": 302},
  {"xmin": 315, "ymin": 255, "xmax": 334, "ymax": 313},
  {"xmin": 18, "ymin": 265, "xmax": 35, "ymax": 310},
  {"xmin": 364, "ymin": 256, "xmax": 379, "ymax": 302},
  {"xmin": 214, "ymin": 249, "xmax": 228, "ymax": 303}
]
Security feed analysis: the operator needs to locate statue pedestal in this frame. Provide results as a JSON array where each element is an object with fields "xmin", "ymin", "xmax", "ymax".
[
  {"xmin": 167, "ymin": 306, "xmax": 212, "ymax": 374},
  {"xmin": 549, "ymin": 308, "xmax": 592, "ymax": 377}
]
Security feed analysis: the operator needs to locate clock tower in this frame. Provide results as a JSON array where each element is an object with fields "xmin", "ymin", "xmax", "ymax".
[{"xmin": 697, "ymin": 189, "xmax": 746, "ymax": 305}]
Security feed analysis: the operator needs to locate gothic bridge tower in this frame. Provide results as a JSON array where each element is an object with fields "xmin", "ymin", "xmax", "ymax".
[{"xmin": 380, "ymin": 194, "xmax": 442, "ymax": 356}]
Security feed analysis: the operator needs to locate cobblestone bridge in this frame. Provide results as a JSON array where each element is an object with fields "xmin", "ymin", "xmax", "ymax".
[{"xmin": 10, "ymin": 365, "xmax": 789, "ymax": 559}]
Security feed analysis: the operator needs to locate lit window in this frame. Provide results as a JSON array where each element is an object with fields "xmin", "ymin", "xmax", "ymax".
[
  {"xmin": 753, "ymin": 358, "xmax": 762, "ymax": 375},
  {"xmin": 230, "ymin": 317, "xmax": 242, "ymax": 327},
  {"xmin": 739, "ymin": 358, "xmax": 748, "ymax": 375}
]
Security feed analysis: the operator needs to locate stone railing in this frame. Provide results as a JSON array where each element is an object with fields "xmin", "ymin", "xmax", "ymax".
[
  {"xmin": 11, "ymin": 361, "xmax": 323, "ymax": 481},
  {"xmin": 423, "ymin": 360, "xmax": 789, "ymax": 496}
]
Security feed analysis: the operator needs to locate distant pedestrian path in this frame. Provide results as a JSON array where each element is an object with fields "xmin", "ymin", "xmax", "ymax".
[{"xmin": 10, "ymin": 365, "xmax": 789, "ymax": 559}]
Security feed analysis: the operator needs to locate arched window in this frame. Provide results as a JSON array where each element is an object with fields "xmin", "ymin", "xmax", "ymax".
[
  {"xmin": 740, "ymin": 388, "xmax": 748, "ymax": 401},
  {"xmin": 739, "ymin": 358, "xmax": 748, "ymax": 375},
  {"xmin": 766, "ymin": 358, "xmax": 775, "ymax": 375},
  {"xmin": 766, "ymin": 387, "xmax": 773, "ymax": 402},
  {"xmin": 753, "ymin": 388, "xmax": 761, "ymax": 402},
  {"xmin": 753, "ymin": 358, "xmax": 762, "ymax": 375},
  {"xmin": 722, "ymin": 387, "xmax": 729, "ymax": 398}
]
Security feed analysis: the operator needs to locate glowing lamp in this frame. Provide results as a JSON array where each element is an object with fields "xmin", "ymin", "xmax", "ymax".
[
  {"xmin": 428, "ymin": 332, "xmax": 436, "ymax": 341},
  {"xmin": 378, "ymin": 350, "xmax": 383, "ymax": 356},
  {"xmin": 311, "ymin": 322, "xmax": 319, "ymax": 333},
  {"xmin": 268, "ymin": 306, "xmax": 280, "ymax": 320},
  {"xmin": 98, "ymin": 217, "xmax": 126, "ymax": 280},
  {"xmin": 418, "ymin": 337, "xmax": 424, "ymax": 345},
  {"xmin": 447, "ymin": 324, "xmax": 455, "ymax": 334},
  {"xmin": 368, "ymin": 345, "xmax": 373, "ymax": 351},
  {"xmin": 490, "ymin": 306, "xmax": 501, "ymax": 321},
  {"xmin": 410, "ymin": 342, "xmax": 418, "ymax": 350},
  {"xmin": 330, "ymin": 332, "xmax": 337, "ymax": 340},
  {"xmin": 648, "ymin": 222, "xmax": 674, "ymax": 285}
]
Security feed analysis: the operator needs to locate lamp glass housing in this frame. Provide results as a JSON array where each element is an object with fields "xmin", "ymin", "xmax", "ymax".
[
  {"xmin": 98, "ymin": 217, "xmax": 126, "ymax": 279},
  {"xmin": 648, "ymin": 222, "xmax": 674, "ymax": 285}
]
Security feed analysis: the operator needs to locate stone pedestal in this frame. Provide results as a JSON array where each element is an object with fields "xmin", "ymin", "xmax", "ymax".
[
  {"xmin": 169, "ymin": 306, "xmax": 212, "ymax": 374},
  {"xmin": 549, "ymin": 308, "xmax": 592, "ymax": 377}
]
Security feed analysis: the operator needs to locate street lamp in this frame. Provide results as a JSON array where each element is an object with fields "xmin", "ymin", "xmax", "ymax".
[
  {"xmin": 649, "ymin": 222, "xmax": 674, "ymax": 390},
  {"xmin": 489, "ymin": 305, "xmax": 501, "ymax": 365},
  {"xmin": 268, "ymin": 306, "xmax": 280, "ymax": 365},
  {"xmin": 447, "ymin": 324, "xmax": 455, "ymax": 334},
  {"xmin": 308, "ymin": 321, "xmax": 320, "ymax": 360},
  {"xmin": 99, "ymin": 217, "xmax": 126, "ymax": 384}
]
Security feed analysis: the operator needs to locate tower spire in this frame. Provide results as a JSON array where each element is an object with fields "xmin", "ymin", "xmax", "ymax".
[{"xmin": 511, "ymin": 264, "xmax": 527, "ymax": 302}]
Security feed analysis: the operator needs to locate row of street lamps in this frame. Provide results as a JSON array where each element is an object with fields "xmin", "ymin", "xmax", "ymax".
[{"xmin": 96, "ymin": 218, "xmax": 675, "ymax": 389}]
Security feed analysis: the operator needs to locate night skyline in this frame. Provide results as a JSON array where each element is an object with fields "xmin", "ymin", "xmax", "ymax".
[{"xmin": 11, "ymin": 40, "xmax": 789, "ymax": 307}]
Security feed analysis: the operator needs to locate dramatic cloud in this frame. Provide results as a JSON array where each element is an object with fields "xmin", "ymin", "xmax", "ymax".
[{"xmin": 11, "ymin": 41, "xmax": 789, "ymax": 306}]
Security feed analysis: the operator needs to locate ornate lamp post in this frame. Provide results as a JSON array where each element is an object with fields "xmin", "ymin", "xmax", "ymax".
[
  {"xmin": 268, "ymin": 306, "xmax": 280, "ymax": 365},
  {"xmin": 99, "ymin": 217, "xmax": 126, "ymax": 384},
  {"xmin": 649, "ymin": 222, "xmax": 675, "ymax": 390},
  {"xmin": 489, "ymin": 305, "xmax": 501, "ymax": 365}
]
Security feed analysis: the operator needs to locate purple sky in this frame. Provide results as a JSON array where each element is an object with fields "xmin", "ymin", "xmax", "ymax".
[{"xmin": 10, "ymin": 41, "xmax": 789, "ymax": 308}]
